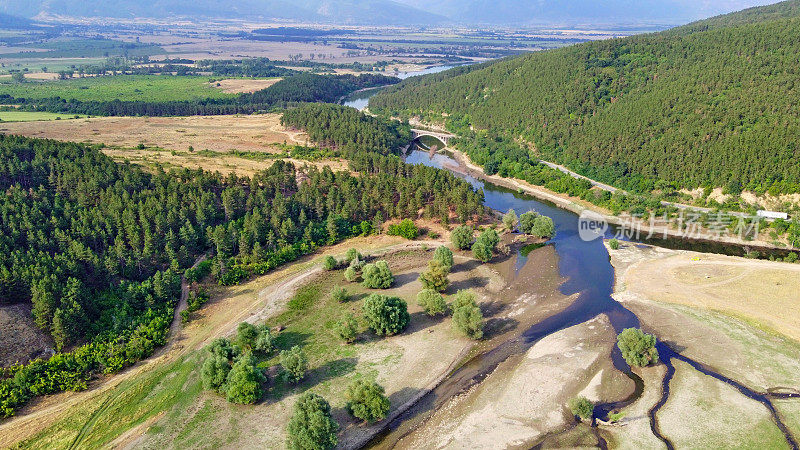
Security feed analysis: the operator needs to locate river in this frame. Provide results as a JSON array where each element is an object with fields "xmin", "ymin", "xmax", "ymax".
[
  {"xmin": 362, "ymin": 149, "xmax": 799, "ymax": 449},
  {"xmin": 341, "ymin": 65, "xmax": 464, "ymax": 111}
]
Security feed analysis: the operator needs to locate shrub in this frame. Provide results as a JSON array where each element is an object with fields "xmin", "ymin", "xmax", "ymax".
[
  {"xmin": 419, "ymin": 260, "xmax": 451, "ymax": 292},
  {"xmin": 331, "ymin": 285, "xmax": 349, "ymax": 303},
  {"xmin": 609, "ymin": 238, "xmax": 620, "ymax": 250},
  {"xmin": 361, "ymin": 260, "xmax": 394, "ymax": 289},
  {"xmin": 286, "ymin": 392, "xmax": 339, "ymax": 450},
  {"xmin": 185, "ymin": 260, "xmax": 213, "ymax": 283},
  {"xmin": 477, "ymin": 229, "xmax": 500, "ymax": 249},
  {"xmin": 201, "ymin": 353, "xmax": 231, "ymax": 393},
  {"xmin": 387, "ymin": 219, "xmax": 419, "ymax": 240},
  {"xmin": 432, "ymin": 246, "xmax": 454, "ymax": 270},
  {"xmin": 786, "ymin": 252, "xmax": 798, "ymax": 263},
  {"xmin": 569, "ymin": 396, "xmax": 594, "ymax": 420},
  {"xmin": 617, "ymin": 328, "xmax": 659, "ymax": 367},
  {"xmin": 417, "ymin": 289, "xmax": 447, "ymax": 316},
  {"xmin": 450, "ymin": 225, "xmax": 474, "ymax": 250},
  {"xmin": 323, "ymin": 255, "xmax": 338, "ymax": 271},
  {"xmin": 452, "ymin": 304, "xmax": 484, "ymax": 339},
  {"xmin": 280, "ymin": 346, "xmax": 308, "ymax": 383},
  {"xmin": 503, "ymin": 209, "xmax": 518, "ymax": 231},
  {"xmin": 187, "ymin": 287, "xmax": 210, "ymax": 312},
  {"xmin": 345, "ymin": 248, "xmax": 363, "ymax": 264},
  {"xmin": 346, "ymin": 379, "xmax": 390, "ymax": 423},
  {"xmin": 253, "ymin": 325, "xmax": 274, "ymax": 354},
  {"xmin": 235, "ymin": 322, "xmax": 259, "ymax": 349},
  {"xmin": 531, "ymin": 216, "xmax": 556, "ymax": 238},
  {"xmin": 362, "ymin": 294, "xmax": 410, "ymax": 336},
  {"xmin": 225, "ymin": 354, "xmax": 265, "ymax": 404},
  {"xmin": 207, "ymin": 337, "xmax": 237, "ymax": 359},
  {"xmin": 471, "ymin": 241, "xmax": 492, "ymax": 262},
  {"xmin": 519, "ymin": 211, "xmax": 540, "ymax": 234},
  {"xmin": 450, "ymin": 289, "xmax": 478, "ymax": 311},
  {"xmin": 344, "ymin": 266, "xmax": 360, "ymax": 282},
  {"xmin": 335, "ymin": 313, "xmax": 359, "ymax": 343}
]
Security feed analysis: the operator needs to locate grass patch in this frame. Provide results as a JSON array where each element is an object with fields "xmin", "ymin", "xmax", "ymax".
[
  {"xmin": 0, "ymin": 75, "xmax": 235, "ymax": 102},
  {"xmin": 0, "ymin": 111, "xmax": 87, "ymax": 122}
]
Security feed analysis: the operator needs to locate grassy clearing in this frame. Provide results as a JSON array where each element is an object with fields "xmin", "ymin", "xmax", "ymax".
[
  {"xmin": 0, "ymin": 75, "xmax": 235, "ymax": 102},
  {"xmin": 0, "ymin": 111, "xmax": 87, "ymax": 122}
]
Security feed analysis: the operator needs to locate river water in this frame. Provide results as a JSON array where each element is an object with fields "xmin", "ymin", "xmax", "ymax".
[
  {"xmin": 341, "ymin": 65, "xmax": 463, "ymax": 111},
  {"xmin": 363, "ymin": 149, "xmax": 799, "ymax": 449}
]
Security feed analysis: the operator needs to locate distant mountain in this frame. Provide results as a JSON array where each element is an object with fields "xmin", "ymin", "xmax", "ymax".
[
  {"xmin": 370, "ymin": 0, "xmax": 800, "ymax": 194},
  {"xmin": 396, "ymin": 0, "xmax": 781, "ymax": 25},
  {"xmin": 0, "ymin": 0, "xmax": 446, "ymax": 25}
]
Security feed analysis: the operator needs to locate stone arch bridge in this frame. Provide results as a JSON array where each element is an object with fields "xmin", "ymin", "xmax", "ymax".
[{"xmin": 410, "ymin": 128, "xmax": 455, "ymax": 147}]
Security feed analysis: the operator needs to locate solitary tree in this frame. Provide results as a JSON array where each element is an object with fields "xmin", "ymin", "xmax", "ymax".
[
  {"xmin": 609, "ymin": 238, "xmax": 620, "ymax": 250},
  {"xmin": 472, "ymin": 229, "xmax": 499, "ymax": 262},
  {"xmin": 362, "ymin": 294, "xmax": 410, "ymax": 336},
  {"xmin": 335, "ymin": 313, "xmax": 359, "ymax": 343},
  {"xmin": 331, "ymin": 285, "xmax": 349, "ymax": 303},
  {"xmin": 432, "ymin": 246, "xmax": 454, "ymax": 270},
  {"xmin": 471, "ymin": 241, "xmax": 492, "ymax": 263},
  {"xmin": 519, "ymin": 211, "xmax": 540, "ymax": 234},
  {"xmin": 503, "ymin": 209, "xmax": 518, "ymax": 231},
  {"xmin": 531, "ymin": 216, "xmax": 556, "ymax": 238},
  {"xmin": 344, "ymin": 266, "xmax": 359, "ymax": 282},
  {"xmin": 235, "ymin": 322, "xmax": 258, "ymax": 349},
  {"xmin": 253, "ymin": 324, "xmax": 274, "ymax": 354},
  {"xmin": 450, "ymin": 225, "xmax": 473, "ymax": 250},
  {"xmin": 450, "ymin": 289, "xmax": 478, "ymax": 311},
  {"xmin": 323, "ymin": 255, "xmax": 338, "ymax": 271},
  {"xmin": 417, "ymin": 289, "xmax": 447, "ymax": 316},
  {"xmin": 280, "ymin": 345, "xmax": 308, "ymax": 383},
  {"xmin": 617, "ymin": 328, "xmax": 659, "ymax": 367},
  {"xmin": 452, "ymin": 304, "xmax": 484, "ymax": 339},
  {"xmin": 345, "ymin": 248, "xmax": 362, "ymax": 264},
  {"xmin": 346, "ymin": 379, "xmax": 391, "ymax": 423},
  {"xmin": 286, "ymin": 392, "xmax": 339, "ymax": 450},
  {"xmin": 361, "ymin": 260, "xmax": 394, "ymax": 289},
  {"xmin": 569, "ymin": 396, "xmax": 594, "ymax": 420},
  {"xmin": 225, "ymin": 353, "xmax": 265, "ymax": 404},
  {"xmin": 201, "ymin": 353, "xmax": 231, "ymax": 393},
  {"xmin": 419, "ymin": 260, "xmax": 450, "ymax": 292}
]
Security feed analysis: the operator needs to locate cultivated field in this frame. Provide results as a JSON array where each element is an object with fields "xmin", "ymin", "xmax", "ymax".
[
  {"xmin": 0, "ymin": 111, "xmax": 87, "ymax": 122},
  {"xmin": 210, "ymin": 77, "xmax": 281, "ymax": 93},
  {"xmin": 0, "ymin": 75, "xmax": 235, "ymax": 102},
  {"xmin": 0, "ymin": 114, "xmax": 349, "ymax": 176}
]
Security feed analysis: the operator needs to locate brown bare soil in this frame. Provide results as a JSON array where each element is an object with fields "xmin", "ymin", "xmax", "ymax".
[
  {"xmin": 0, "ymin": 304, "xmax": 53, "ymax": 366},
  {"xmin": 209, "ymin": 78, "xmax": 281, "ymax": 93}
]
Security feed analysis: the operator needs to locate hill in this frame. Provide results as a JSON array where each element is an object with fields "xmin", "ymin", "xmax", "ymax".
[
  {"xmin": 0, "ymin": 0, "xmax": 445, "ymax": 25},
  {"xmin": 371, "ymin": 0, "xmax": 800, "ymax": 195}
]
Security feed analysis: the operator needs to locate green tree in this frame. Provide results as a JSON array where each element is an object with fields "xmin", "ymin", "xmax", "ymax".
[
  {"xmin": 432, "ymin": 246, "xmax": 454, "ymax": 270},
  {"xmin": 286, "ymin": 392, "xmax": 339, "ymax": 450},
  {"xmin": 346, "ymin": 379, "xmax": 390, "ymax": 423},
  {"xmin": 452, "ymin": 304, "xmax": 484, "ymax": 339},
  {"xmin": 609, "ymin": 238, "xmax": 620, "ymax": 250},
  {"xmin": 344, "ymin": 266, "xmax": 360, "ymax": 282},
  {"xmin": 253, "ymin": 324, "xmax": 274, "ymax": 354},
  {"xmin": 280, "ymin": 345, "xmax": 309, "ymax": 383},
  {"xmin": 235, "ymin": 322, "xmax": 258, "ymax": 350},
  {"xmin": 531, "ymin": 216, "xmax": 556, "ymax": 238},
  {"xmin": 419, "ymin": 260, "xmax": 450, "ymax": 292},
  {"xmin": 387, "ymin": 219, "xmax": 419, "ymax": 239},
  {"xmin": 450, "ymin": 225, "xmax": 474, "ymax": 250},
  {"xmin": 362, "ymin": 294, "xmax": 410, "ymax": 336},
  {"xmin": 335, "ymin": 313, "xmax": 359, "ymax": 343},
  {"xmin": 330, "ymin": 285, "xmax": 349, "ymax": 303},
  {"xmin": 451, "ymin": 289, "xmax": 478, "ymax": 311},
  {"xmin": 503, "ymin": 209, "xmax": 518, "ymax": 231},
  {"xmin": 225, "ymin": 353, "xmax": 265, "ymax": 404},
  {"xmin": 519, "ymin": 211, "xmax": 540, "ymax": 234},
  {"xmin": 471, "ymin": 241, "xmax": 492, "ymax": 263},
  {"xmin": 323, "ymin": 255, "xmax": 338, "ymax": 271},
  {"xmin": 201, "ymin": 353, "xmax": 231, "ymax": 393},
  {"xmin": 417, "ymin": 289, "xmax": 447, "ymax": 316},
  {"xmin": 361, "ymin": 260, "xmax": 394, "ymax": 289},
  {"xmin": 569, "ymin": 396, "xmax": 594, "ymax": 420},
  {"xmin": 617, "ymin": 328, "xmax": 659, "ymax": 367},
  {"xmin": 345, "ymin": 248, "xmax": 362, "ymax": 263}
]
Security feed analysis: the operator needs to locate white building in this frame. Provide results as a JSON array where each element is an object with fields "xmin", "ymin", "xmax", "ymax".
[{"xmin": 757, "ymin": 210, "xmax": 789, "ymax": 220}]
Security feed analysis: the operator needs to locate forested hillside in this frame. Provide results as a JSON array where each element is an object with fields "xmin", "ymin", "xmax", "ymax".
[
  {"xmin": 0, "ymin": 131, "xmax": 484, "ymax": 417},
  {"xmin": 371, "ymin": 0, "xmax": 800, "ymax": 195}
]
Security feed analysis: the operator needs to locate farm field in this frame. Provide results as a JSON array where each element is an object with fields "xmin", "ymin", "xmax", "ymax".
[
  {"xmin": 0, "ymin": 75, "xmax": 236, "ymax": 102},
  {"xmin": 0, "ymin": 111, "xmax": 86, "ymax": 122},
  {"xmin": 0, "ymin": 113, "xmax": 351, "ymax": 176}
]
